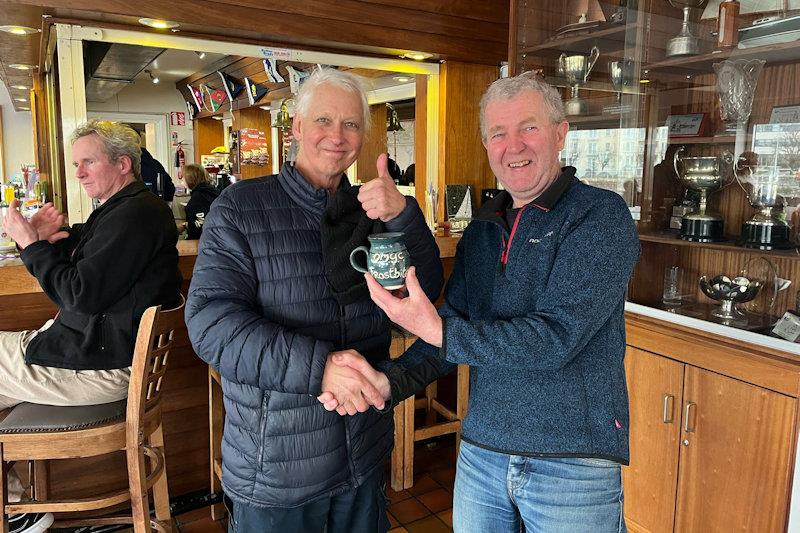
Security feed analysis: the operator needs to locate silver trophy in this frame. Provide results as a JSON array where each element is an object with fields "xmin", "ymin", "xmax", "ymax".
[
  {"xmin": 674, "ymin": 146, "xmax": 733, "ymax": 242},
  {"xmin": 714, "ymin": 59, "xmax": 765, "ymax": 134},
  {"xmin": 558, "ymin": 46, "xmax": 600, "ymax": 116},
  {"xmin": 605, "ymin": 59, "xmax": 635, "ymax": 113},
  {"xmin": 666, "ymin": 0, "xmax": 709, "ymax": 57},
  {"xmin": 734, "ymin": 161, "xmax": 796, "ymax": 249}
]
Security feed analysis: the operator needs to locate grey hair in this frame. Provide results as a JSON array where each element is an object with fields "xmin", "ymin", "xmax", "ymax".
[
  {"xmin": 71, "ymin": 120, "xmax": 142, "ymax": 179},
  {"xmin": 479, "ymin": 72, "xmax": 566, "ymax": 140},
  {"xmin": 294, "ymin": 67, "xmax": 371, "ymax": 135}
]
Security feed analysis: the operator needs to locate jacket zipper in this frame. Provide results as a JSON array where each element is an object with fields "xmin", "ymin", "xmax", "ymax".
[
  {"xmin": 338, "ymin": 304, "xmax": 357, "ymax": 485},
  {"xmin": 500, "ymin": 205, "xmax": 527, "ymax": 272}
]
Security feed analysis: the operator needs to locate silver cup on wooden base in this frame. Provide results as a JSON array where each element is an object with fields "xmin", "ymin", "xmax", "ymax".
[
  {"xmin": 735, "ymin": 161, "xmax": 796, "ymax": 250},
  {"xmin": 674, "ymin": 146, "xmax": 732, "ymax": 242},
  {"xmin": 558, "ymin": 46, "xmax": 599, "ymax": 116}
]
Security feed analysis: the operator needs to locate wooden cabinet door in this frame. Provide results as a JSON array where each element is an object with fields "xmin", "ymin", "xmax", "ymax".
[
  {"xmin": 675, "ymin": 367, "xmax": 796, "ymax": 532},
  {"xmin": 623, "ymin": 347, "xmax": 685, "ymax": 533}
]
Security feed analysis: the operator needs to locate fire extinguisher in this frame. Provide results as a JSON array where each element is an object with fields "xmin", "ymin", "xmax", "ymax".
[{"xmin": 174, "ymin": 142, "xmax": 186, "ymax": 172}]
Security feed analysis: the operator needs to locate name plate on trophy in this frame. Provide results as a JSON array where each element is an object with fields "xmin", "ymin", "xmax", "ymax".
[{"xmin": 666, "ymin": 113, "xmax": 710, "ymax": 137}]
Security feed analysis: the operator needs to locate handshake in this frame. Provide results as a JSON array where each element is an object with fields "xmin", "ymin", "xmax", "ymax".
[{"xmin": 318, "ymin": 350, "xmax": 391, "ymax": 416}]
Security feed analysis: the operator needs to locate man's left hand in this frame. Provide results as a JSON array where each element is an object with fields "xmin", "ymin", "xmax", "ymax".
[
  {"xmin": 357, "ymin": 153, "xmax": 406, "ymax": 222},
  {"xmin": 2, "ymin": 199, "xmax": 38, "ymax": 249},
  {"xmin": 366, "ymin": 266, "xmax": 443, "ymax": 347}
]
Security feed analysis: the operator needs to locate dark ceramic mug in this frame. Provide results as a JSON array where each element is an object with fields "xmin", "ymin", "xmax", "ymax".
[{"xmin": 349, "ymin": 232, "xmax": 410, "ymax": 290}]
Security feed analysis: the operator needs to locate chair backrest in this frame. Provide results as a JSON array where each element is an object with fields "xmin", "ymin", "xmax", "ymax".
[{"xmin": 125, "ymin": 295, "xmax": 186, "ymax": 429}]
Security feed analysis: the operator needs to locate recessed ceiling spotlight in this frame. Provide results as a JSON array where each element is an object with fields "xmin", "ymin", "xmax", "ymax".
[
  {"xmin": 0, "ymin": 25, "xmax": 39, "ymax": 35},
  {"xmin": 14, "ymin": 98, "xmax": 27, "ymax": 102},
  {"xmin": 259, "ymin": 105, "xmax": 271, "ymax": 111},
  {"xmin": 211, "ymin": 115, "xmax": 223, "ymax": 121},
  {"xmin": 138, "ymin": 18, "xmax": 180, "ymax": 30},
  {"xmin": 8, "ymin": 64, "xmax": 36, "ymax": 70},
  {"xmin": 401, "ymin": 51, "xmax": 432, "ymax": 61},
  {"xmin": 10, "ymin": 85, "xmax": 30, "ymax": 90},
  {"xmin": 18, "ymin": 107, "xmax": 30, "ymax": 111},
  {"xmin": 392, "ymin": 75, "xmax": 414, "ymax": 83}
]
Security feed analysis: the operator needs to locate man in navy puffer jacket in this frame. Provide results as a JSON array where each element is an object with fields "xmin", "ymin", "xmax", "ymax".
[
  {"xmin": 185, "ymin": 68, "xmax": 442, "ymax": 533},
  {"xmin": 324, "ymin": 73, "xmax": 640, "ymax": 532}
]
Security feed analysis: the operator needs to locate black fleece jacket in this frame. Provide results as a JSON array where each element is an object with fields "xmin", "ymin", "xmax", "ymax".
[{"xmin": 20, "ymin": 180, "xmax": 181, "ymax": 370}]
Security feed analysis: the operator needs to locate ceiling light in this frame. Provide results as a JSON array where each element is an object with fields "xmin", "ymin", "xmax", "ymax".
[
  {"xmin": 138, "ymin": 18, "xmax": 180, "ymax": 30},
  {"xmin": 195, "ymin": 51, "xmax": 206, "ymax": 59},
  {"xmin": 14, "ymin": 98, "xmax": 27, "ymax": 102},
  {"xmin": 392, "ymin": 75, "xmax": 414, "ymax": 83},
  {"xmin": 211, "ymin": 115, "xmax": 223, "ymax": 121},
  {"xmin": 259, "ymin": 105, "xmax": 271, "ymax": 111},
  {"xmin": 18, "ymin": 107, "xmax": 30, "ymax": 111},
  {"xmin": 8, "ymin": 64, "xmax": 36, "ymax": 70},
  {"xmin": 0, "ymin": 25, "xmax": 39, "ymax": 35},
  {"xmin": 10, "ymin": 85, "xmax": 30, "ymax": 90},
  {"xmin": 401, "ymin": 51, "xmax": 432, "ymax": 61},
  {"xmin": 145, "ymin": 70, "xmax": 160, "ymax": 84}
]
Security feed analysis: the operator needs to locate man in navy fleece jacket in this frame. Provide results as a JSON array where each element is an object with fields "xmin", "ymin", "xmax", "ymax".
[{"xmin": 319, "ymin": 72, "xmax": 640, "ymax": 532}]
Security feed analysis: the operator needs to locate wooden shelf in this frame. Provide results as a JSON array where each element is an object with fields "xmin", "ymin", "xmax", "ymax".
[
  {"xmin": 519, "ymin": 23, "xmax": 628, "ymax": 57},
  {"xmin": 645, "ymin": 39, "xmax": 800, "ymax": 74},
  {"xmin": 667, "ymin": 135, "xmax": 737, "ymax": 145},
  {"xmin": 566, "ymin": 112, "xmax": 621, "ymax": 125},
  {"xmin": 639, "ymin": 231, "xmax": 800, "ymax": 260}
]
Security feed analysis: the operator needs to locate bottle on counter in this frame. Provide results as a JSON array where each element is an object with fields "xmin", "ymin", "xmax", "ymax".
[{"xmin": 717, "ymin": 0, "xmax": 740, "ymax": 50}]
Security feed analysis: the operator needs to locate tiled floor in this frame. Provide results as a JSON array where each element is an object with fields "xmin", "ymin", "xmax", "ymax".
[{"xmin": 172, "ymin": 436, "xmax": 458, "ymax": 533}]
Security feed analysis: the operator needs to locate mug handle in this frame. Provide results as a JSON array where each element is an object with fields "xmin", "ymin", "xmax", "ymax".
[{"xmin": 349, "ymin": 246, "xmax": 369, "ymax": 273}]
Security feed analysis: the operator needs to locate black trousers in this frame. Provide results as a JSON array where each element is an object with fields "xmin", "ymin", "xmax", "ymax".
[{"xmin": 226, "ymin": 469, "xmax": 391, "ymax": 533}]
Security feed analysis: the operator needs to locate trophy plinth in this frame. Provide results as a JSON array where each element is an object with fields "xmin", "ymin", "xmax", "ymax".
[
  {"xmin": 558, "ymin": 46, "xmax": 599, "ymax": 116},
  {"xmin": 735, "ymin": 163, "xmax": 797, "ymax": 250},
  {"xmin": 666, "ymin": 1, "xmax": 709, "ymax": 57},
  {"xmin": 674, "ymin": 147, "xmax": 732, "ymax": 242}
]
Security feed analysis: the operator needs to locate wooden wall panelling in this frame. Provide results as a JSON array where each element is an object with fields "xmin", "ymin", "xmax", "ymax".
[
  {"xmin": 438, "ymin": 61, "xmax": 498, "ymax": 218},
  {"xmin": 232, "ymin": 107, "xmax": 272, "ymax": 180},
  {"xmin": 193, "ymin": 117, "xmax": 224, "ymax": 163},
  {"xmin": 414, "ymin": 75, "xmax": 428, "ymax": 212},
  {"xmin": 356, "ymin": 104, "xmax": 388, "ymax": 183},
  {"xmin": 29, "ymin": 0, "xmax": 509, "ymax": 66}
]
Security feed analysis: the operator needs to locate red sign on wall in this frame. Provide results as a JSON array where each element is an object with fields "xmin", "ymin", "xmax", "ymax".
[{"xmin": 170, "ymin": 112, "xmax": 186, "ymax": 126}]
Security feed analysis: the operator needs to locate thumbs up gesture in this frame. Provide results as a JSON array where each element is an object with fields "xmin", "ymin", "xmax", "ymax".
[{"xmin": 357, "ymin": 153, "xmax": 406, "ymax": 222}]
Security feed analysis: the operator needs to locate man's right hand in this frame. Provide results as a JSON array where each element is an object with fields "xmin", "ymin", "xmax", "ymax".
[
  {"xmin": 319, "ymin": 350, "xmax": 388, "ymax": 415},
  {"xmin": 29, "ymin": 203, "xmax": 69, "ymax": 244}
]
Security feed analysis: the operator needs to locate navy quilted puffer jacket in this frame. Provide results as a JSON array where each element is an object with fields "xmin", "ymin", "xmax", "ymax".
[{"xmin": 186, "ymin": 163, "xmax": 442, "ymax": 508}]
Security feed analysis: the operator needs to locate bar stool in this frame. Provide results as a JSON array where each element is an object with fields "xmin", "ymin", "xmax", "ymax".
[
  {"xmin": 208, "ymin": 367, "xmax": 225, "ymax": 520},
  {"xmin": 389, "ymin": 329, "xmax": 469, "ymax": 491},
  {"xmin": 0, "ymin": 297, "xmax": 185, "ymax": 533}
]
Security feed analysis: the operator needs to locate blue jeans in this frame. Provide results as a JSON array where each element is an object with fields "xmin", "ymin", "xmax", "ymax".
[{"xmin": 453, "ymin": 441, "xmax": 625, "ymax": 533}]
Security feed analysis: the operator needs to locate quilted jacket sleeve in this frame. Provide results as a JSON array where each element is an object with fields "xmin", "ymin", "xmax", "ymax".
[{"xmin": 185, "ymin": 194, "xmax": 331, "ymax": 395}]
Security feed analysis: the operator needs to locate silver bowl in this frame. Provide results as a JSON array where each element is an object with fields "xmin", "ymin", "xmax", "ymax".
[{"xmin": 699, "ymin": 274, "xmax": 762, "ymax": 319}]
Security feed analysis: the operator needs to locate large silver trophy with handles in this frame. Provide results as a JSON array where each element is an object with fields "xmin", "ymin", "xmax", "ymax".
[
  {"xmin": 674, "ymin": 146, "xmax": 733, "ymax": 242},
  {"xmin": 666, "ymin": 0, "xmax": 709, "ymax": 57},
  {"xmin": 734, "ymin": 160, "xmax": 796, "ymax": 250},
  {"xmin": 714, "ymin": 59, "xmax": 765, "ymax": 134},
  {"xmin": 558, "ymin": 46, "xmax": 599, "ymax": 116}
]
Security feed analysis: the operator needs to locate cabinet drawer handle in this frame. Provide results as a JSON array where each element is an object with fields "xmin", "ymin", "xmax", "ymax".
[
  {"xmin": 662, "ymin": 394, "xmax": 674, "ymax": 424},
  {"xmin": 683, "ymin": 402, "xmax": 697, "ymax": 433}
]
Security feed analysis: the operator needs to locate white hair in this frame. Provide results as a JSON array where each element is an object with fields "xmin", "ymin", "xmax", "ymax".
[{"xmin": 294, "ymin": 67, "xmax": 371, "ymax": 135}]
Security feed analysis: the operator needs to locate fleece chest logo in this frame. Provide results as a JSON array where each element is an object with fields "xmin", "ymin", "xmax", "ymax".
[{"xmin": 528, "ymin": 231, "xmax": 554, "ymax": 244}]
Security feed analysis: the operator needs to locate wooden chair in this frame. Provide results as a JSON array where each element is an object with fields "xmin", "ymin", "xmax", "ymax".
[
  {"xmin": 389, "ymin": 329, "xmax": 469, "ymax": 491},
  {"xmin": 208, "ymin": 367, "xmax": 225, "ymax": 521},
  {"xmin": 0, "ymin": 296, "xmax": 185, "ymax": 533}
]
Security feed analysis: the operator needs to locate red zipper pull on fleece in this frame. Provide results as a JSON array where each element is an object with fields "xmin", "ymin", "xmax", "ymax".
[{"xmin": 501, "ymin": 206, "xmax": 527, "ymax": 267}]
